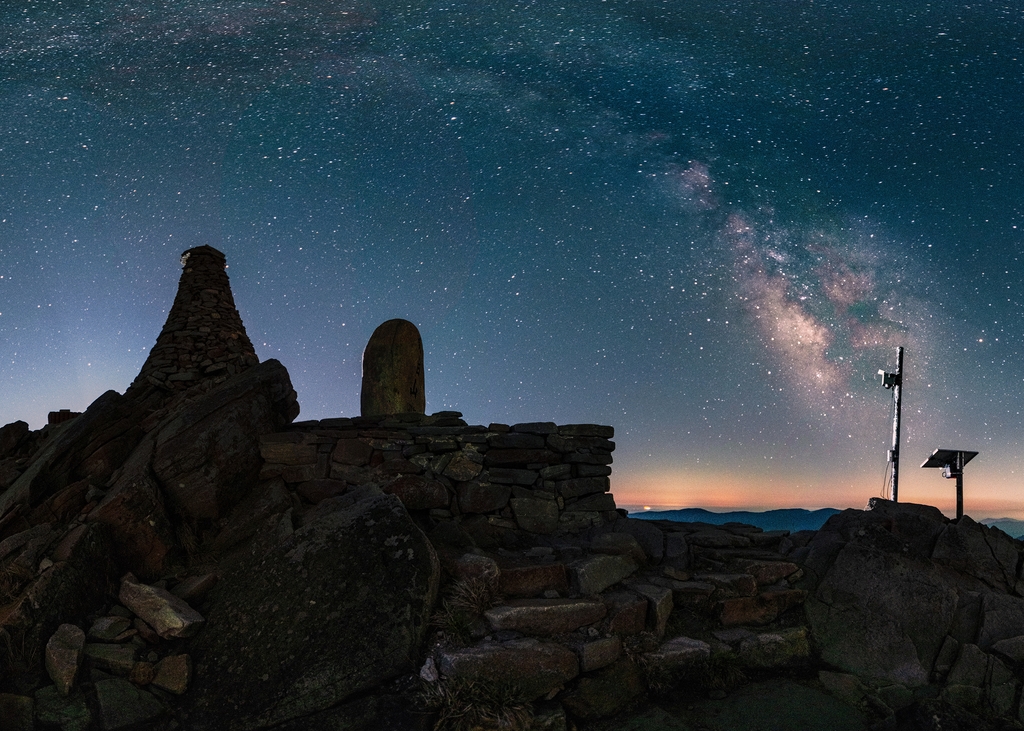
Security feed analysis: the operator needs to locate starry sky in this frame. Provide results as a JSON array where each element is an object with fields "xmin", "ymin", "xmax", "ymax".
[{"xmin": 2, "ymin": 1, "xmax": 1023, "ymax": 518}]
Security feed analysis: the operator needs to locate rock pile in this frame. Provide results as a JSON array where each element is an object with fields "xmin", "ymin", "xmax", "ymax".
[
  {"xmin": 0, "ymin": 247, "xmax": 301, "ymax": 728},
  {"xmin": 127, "ymin": 245, "xmax": 259, "ymax": 397}
]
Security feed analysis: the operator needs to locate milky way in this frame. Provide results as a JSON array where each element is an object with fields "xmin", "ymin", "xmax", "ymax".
[{"xmin": 2, "ymin": 1, "xmax": 1023, "ymax": 516}]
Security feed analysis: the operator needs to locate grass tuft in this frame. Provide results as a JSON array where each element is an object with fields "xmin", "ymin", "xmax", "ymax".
[
  {"xmin": 420, "ymin": 675, "xmax": 533, "ymax": 731},
  {"xmin": 0, "ymin": 560, "xmax": 35, "ymax": 604},
  {"xmin": 430, "ymin": 574, "xmax": 502, "ymax": 647}
]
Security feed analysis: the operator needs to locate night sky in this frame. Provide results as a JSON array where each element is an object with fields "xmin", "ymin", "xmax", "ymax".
[{"xmin": 3, "ymin": 1, "xmax": 1023, "ymax": 518}]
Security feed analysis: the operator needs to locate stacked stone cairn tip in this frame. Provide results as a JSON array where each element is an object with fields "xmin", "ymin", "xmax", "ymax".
[{"xmin": 128, "ymin": 245, "xmax": 259, "ymax": 396}]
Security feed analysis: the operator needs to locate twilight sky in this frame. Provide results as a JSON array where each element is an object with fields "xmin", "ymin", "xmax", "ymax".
[{"xmin": 2, "ymin": 1, "xmax": 1023, "ymax": 518}]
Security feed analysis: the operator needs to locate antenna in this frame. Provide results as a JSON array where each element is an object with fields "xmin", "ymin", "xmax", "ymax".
[{"xmin": 878, "ymin": 346, "xmax": 904, "ymax": 502}]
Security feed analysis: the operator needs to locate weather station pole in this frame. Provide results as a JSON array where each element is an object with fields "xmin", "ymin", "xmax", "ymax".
[
  {"xmin": 879, "ymin": 346, "xmax": 904, "ymax": 502},
  {"xmin": 921, "ymin": 449, "xmax": 978, "ymax": 520}
]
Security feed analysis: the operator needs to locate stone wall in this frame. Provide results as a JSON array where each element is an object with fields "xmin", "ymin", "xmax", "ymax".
[
  {"xmin": 129, "ymin": 245, "xmax": 259, "ymax": 395},
  {"xmin": 258, "ymin": 412, "xmax": 618, "ymax": 535}
]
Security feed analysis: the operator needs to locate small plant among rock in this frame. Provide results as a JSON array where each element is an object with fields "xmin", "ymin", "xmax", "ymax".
[
  {"xmin": 0, "ymin": 559, "xmax": 35, "ymax": 604},
  {"xmin": 698, "ymin": 650, "xmax": 746, "ymax": 693},
  {"xmin": 419, "ymin": 675, "xmax": 533, "ymax": 731},
  {"xmin": 0, "ymin": 626, "xmax": 40, "ymax": 679},
  {"xmin": 430, "ymin": 599, "xmax": 474, "ymax": 647},
  {"xmin": 430, "ymin": 575, "xmax": 502, "ymax": 647},
  {"xmin": 447, "ymin": 574, "xmax": 501, "ymax": 617}
]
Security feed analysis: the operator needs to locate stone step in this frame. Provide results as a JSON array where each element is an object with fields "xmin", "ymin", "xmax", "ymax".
[
  {"xmin": 498, "ymin": 563, "xmax": 569, "ymax": 598},
  {"xmin": 484, "ymin": 597, "xmax": 607, "ymax": 636},
  {"xmin": 435, "ymin": 638, "xmax": 579, "ymax": 701},
  {"xmin": 717, "ymin": 588, "xmax": 808, "ymax": 627}
]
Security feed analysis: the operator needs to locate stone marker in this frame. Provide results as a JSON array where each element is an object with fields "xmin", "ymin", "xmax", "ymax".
[{"xmin": 360, "ymin": 319, "xmax": 425, "ymax": 417}]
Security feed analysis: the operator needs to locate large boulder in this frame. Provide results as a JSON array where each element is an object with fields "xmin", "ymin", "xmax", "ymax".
[
  {"xmin": 805, "ymin": 541, "xmax": 956, "ymax": 685},
  {"xmin": 802, "ymin": 500, "xmax": 1024, "ymax": 688},
  {"xmin": 931, "ymin": 516, "xmax": 1022, "ymax": 594},
  {"xmin": 151, "ymin": 358, "xmax": 298, "ymax": 521},
  {"xmin": 183, "ymin": 489, "xmax": 439, "ymax": 730}
]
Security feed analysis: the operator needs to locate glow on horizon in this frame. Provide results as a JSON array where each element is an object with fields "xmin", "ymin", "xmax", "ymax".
[{"xmin": 613, "ymin": 465, "xmax": 1024, "ymax": 521}]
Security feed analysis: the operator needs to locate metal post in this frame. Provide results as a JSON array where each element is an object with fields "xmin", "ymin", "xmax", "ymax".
[
  {"xmin": 890, "ymin": 347, "xmax": 904, "ymax": 502},
  {"xmin": 956, "ymin": 451, "xmax": 964, "ymax": 519}
]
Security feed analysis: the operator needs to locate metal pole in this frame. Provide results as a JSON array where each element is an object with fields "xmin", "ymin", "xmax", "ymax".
[
  {"xmin": 890, "ymin": 346, "xmax": 904, "ymax": 502},
  {"xmin": 956, "ymin": 451, "xmax": 964, "ymax": 519}
]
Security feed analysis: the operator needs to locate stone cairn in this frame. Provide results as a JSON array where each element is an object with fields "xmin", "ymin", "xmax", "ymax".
[
  {"xmin": 128, "ymin": 245, "xmax": 259, "ymax": 396},
  {"xmin": 360, "ymin": 318, "xmax": 425, "ymax": 417}
]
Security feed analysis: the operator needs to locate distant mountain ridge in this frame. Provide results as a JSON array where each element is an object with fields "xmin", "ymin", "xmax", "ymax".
[
  {"xmin": 629, "ymin": 507, "xmax": 842, "ymax": 533},
  {"xmin": 981, "ymin": 518, "xmax": 1024, "ymax": 539}
]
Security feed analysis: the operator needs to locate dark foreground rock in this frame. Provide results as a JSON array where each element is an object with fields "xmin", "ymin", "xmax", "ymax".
[
  {"xmin": 183, "ymin": 489, "xmax": 439, "ymax": 730},
  {"xmin": 800, "ymin": 499, "xmax": 1024, "ymax": 692}
]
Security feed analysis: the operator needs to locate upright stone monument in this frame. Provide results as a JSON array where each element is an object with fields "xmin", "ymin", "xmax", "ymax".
[
  {"xmin": 361, "ymin": 319, "xmax": 425, "ymax": 416},
  {"xmin": 128, "ymin": 246, "xmax": 260, "ymax": 396}
]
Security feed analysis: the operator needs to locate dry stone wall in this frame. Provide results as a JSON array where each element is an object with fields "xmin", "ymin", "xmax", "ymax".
[
  {"xmin": 129, "ymin": 245, "xmax": 259, "ymax": 395},
  {"xmin": 258, "ymin": 412, "xmax": 619, "ymax": 535}
]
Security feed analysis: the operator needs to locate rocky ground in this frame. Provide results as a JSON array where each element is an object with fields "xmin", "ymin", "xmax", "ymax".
[{"xmin": 3, "ymin": 361, "xmax": 1024, "ymax": 730}]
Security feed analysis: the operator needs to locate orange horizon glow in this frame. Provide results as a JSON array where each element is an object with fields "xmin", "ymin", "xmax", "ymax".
[{"xmin": 612, "ymin": 466, "xmax": 1024, "ymax": 521}]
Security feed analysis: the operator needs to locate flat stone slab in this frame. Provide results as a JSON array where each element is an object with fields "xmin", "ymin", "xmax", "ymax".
[
  {"xmin": 570, "ymin": 554, "xmax": 638, "ymax": 595},
  {"xmin": 485, "ymin": 598, "xmax": 607, "ymax": 635},
  {"xmin": 437, "ymin": 638, "xmax": 579, "ymax": 701},
  {"xmin": 360, "ymin": 319, "xmax": 424, "ymax": 417},
  {"xmin": 119, "ymin": 573, "xmax": 205, "ymax": 639},
  {"xmin": 84, "ymin": 643, "xmax": 137, "ymax": 675},
  {"xmin": 603, "ymin": 592, "xmax": 648, "ymax": 636},
  {"xmin": 660, "ymin": 580, "xmax": 715, "ymax": 607},
  {"xmin": 642, "ymin": 636, "xmax": 711, "ymax": 674},
  {"xmin": 511, "ymin": 497, "xmax": 560, "ymax": 534},
  {"xmin": 88, "ymin": 616, "xmax": 132, "ymax": 641}
]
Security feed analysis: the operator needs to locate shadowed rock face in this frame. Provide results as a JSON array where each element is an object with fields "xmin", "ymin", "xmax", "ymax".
[
  {"xmin": 800, "ymin": 498, "xmax": 1024, "ymax": 689},
  {"xmin": 183, "ymin": 489, "xmax": 439, "ymax": 731},
  {"xmin": 129, "ymin": 245, "xmax": 260, "ymax": 397}
]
